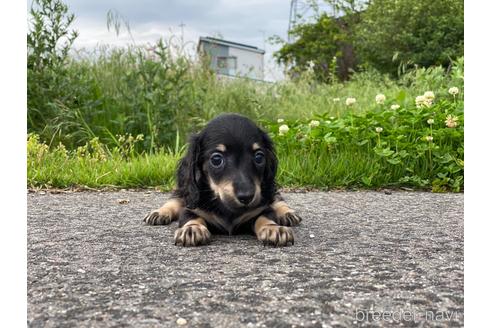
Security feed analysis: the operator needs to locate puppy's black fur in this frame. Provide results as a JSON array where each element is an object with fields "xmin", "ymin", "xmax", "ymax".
[
  {"xmin": 144, "ymin": 114, "xmax": 302, "ymax": 246},
  {"xmin": 176, "ymin": 115, "xmax": 277, "ymax": 218}
]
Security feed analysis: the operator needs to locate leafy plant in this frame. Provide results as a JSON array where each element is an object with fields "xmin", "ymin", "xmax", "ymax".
[
  {"xmin": 27, "ymin": 0, "xmax": 79, "ymax": 131},
  {"xmin": 265, "ymin": 84, "xmax": 463, "ymax": 191}
]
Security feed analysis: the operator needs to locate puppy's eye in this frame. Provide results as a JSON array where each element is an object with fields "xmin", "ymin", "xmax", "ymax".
[
  {"xmin": 210, "ymin": 153, "xmax": 224, "ymax": 168},
  {"xmin": 254, "ymin": 151, "xmax": 265, "ymax": 165}
]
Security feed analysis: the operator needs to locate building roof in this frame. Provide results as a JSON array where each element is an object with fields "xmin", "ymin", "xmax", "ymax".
[{"xmin": 198, "ymin": 36, "xmax": 265, "ymax": 54}]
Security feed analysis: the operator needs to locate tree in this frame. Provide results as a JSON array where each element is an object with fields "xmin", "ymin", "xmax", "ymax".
[
  {"xmin": 354, "ymin": 0, "xmax": 464, "ymax": 75},
  {"xmin": 274, "ymin": 12, "xmax": 357, "ymax": 82}
]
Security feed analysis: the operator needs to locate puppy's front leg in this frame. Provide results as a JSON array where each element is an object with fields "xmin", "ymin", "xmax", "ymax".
[
  {"xmin": 254, "ymin": 215, "xmax": 294, "ymax": 247},
  {"xmin": 271, "ymin": 194, "xmax": 302, "ymax": 227},
  {"xmin": 143, "ymin": 197, "xmax": 183, "ymax": 225},
  {"xmin": 174, "ymin": 209, "xmax": 211, "ymax": 247}
]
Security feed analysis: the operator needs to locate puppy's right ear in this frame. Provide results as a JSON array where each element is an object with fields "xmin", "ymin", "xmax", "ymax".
[{"xmin": 177, "ymin": 133, "xmax": 202, "ymax": 208}]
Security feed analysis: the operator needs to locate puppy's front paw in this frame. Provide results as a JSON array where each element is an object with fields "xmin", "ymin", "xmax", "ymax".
[
  {"xmin": 257, "ymin": 225, "xmax": 294, "ymax": 247},
  {"xmin": 272, "ymin": 200, "xmax": 302, "ymax": 226},
  {"xmin": 277, "ymin": 212, "xmax": 302, "ymax": 227},
  {"xmin": 174, "ymin": 224, "xmax": 211, "ymax": 247},
  {"xmin": 143, "ymin": 209, "xmax": 173, "ymax": 225}
]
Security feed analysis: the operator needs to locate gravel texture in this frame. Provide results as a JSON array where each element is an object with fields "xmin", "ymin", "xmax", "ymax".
[{"xmin": 27, "ymin": 191, "xmax": 464, "ymax": 327}]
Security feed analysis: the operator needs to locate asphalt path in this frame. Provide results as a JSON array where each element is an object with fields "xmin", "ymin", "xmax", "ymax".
[{"xmin": 27, "ymin": 191, "xmax": 464, "ymax": 327}]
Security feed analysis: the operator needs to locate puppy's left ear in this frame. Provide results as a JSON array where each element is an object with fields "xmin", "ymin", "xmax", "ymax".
[{"xmin": 261, "ymin": 129, "xmax": 278, "ymax": 196}]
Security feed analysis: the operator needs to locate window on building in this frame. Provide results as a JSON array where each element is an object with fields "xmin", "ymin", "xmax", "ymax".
[{"xmin": 217, "ymin": 56, "xmax": 237, "ymax": 70}]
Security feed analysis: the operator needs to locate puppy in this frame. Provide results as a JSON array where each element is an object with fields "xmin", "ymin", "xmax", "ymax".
[{"xmin": 143, "ymin": 114, "xmax": 302, "ymax": 246}]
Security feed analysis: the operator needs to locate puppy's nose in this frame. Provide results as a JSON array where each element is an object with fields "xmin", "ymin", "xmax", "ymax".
[{"xmin": 236, "ymin": 191, "xmax": 254, "ymax": 205}]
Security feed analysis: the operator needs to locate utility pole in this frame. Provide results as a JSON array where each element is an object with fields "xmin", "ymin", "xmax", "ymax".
[
  {"xmin": 287, "ymin": 0, "xmax": 298, "ymax": 43},
  {"xmin": 179, "ymin": 21, "xmax": 185, "ymax": 49},
  {"xmin": 289, "ymin": 0, "xmax": 332, "ymax": 43}
]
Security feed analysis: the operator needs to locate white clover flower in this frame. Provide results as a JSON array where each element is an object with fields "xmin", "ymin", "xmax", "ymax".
[
  {"xmin": 375, "ymin": 127, "xmax": 383, "ymax": 133},
  {"xmin": 279, "ymin": 124, "xmax": 289, "ymax": 135},
  {"xmin": 325, "ymin": 120, "xmax": 331, "ymax": 124},
  {"xmin": 333, "ymin": 98, "xmax": 341, "ymax": 102},
  {"xmin": 309, "ymin": 120, "xmax": 320, "ymax": 128},
  {"xmin": 375, "ymin": 94, "xmax": 386, "ymax": 105},
  {"xmin": 427, "ymin": 118, "xmax": 434, "ymax": 125},
  {"xmin": 425, "ymin": 135, "xmax": 434, "ymax": 142},
  {"xmin": 390, "ymin": 104, "xmax": 400, "ymax": 110},
  {"xmin": 415, "ymin": 95, "xmax": 425, "ymax": 106},
  {"xmin": 424, "ymin": 91, "xmax": 435, "ymax": 100},
  {"xmin": 277, "ymin": 118, "xmax": 284, "ymax": 123},
  {"xmin": 415, "ymin": 95, "xmax": 432, "ymax": 108},
  {"xmin": 445, "ymin": 115, "xmax": 459, "ymax": 128},
  {"xmin": 448, "ymin": 87, "xmax": 459, "ymax": 95},
  {"xmin": 345, "ymin": 97, "xmax": 356, "ymax": 106}
]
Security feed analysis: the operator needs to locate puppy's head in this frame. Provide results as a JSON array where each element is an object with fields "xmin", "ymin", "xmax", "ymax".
[{"xmin": 177, "ymin": 114, "xmax": 277, "ymax": 211}]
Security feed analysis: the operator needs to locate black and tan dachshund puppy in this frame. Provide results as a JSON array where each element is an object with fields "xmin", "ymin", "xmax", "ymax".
[{"xmin": 143, "ymin": 114, "xmax": 302, "ymax": 246}]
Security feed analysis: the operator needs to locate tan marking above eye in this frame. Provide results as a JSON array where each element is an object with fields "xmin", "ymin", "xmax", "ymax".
[
  {"xmin": 252, "ymin": 143, "xmax": 261, "ymax": 151},
  {"xmin": 216, "ymin": 144, "xmax": 226, "ymax": 152}
]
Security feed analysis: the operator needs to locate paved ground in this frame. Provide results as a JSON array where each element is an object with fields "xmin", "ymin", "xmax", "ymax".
[{"xmin": 27, "ymin": 191, "xmax": 463, "ymax": 327}]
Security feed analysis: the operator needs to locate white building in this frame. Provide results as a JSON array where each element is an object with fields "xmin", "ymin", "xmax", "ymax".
[{"xmin": 198, "ymin": 36, "xmax": 265, "ymax": 81}]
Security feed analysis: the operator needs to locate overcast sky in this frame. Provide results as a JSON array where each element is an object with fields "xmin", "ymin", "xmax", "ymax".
[{"xmin": 30, "ymin": 0, "xmax": 317, "ymax": 81}]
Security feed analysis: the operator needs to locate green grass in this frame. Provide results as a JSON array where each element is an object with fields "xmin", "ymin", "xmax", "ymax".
[
  {"xmin": 27, "ymin": 138, "xmax": 389, "ymax": 190},
  {"xmin": 27, "ymin": 134, "xmax": 179, "ymax": 189}
]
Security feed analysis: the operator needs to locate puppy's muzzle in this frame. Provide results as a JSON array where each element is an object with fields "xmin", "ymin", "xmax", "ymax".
[
  {"xmin": 236, "ymin": 189, "xmax": 255, "ymax": 205},
  {"xmin": 210, "ymin": 177, "xmax": 261, "ymax": 209},
  {"xmin": 233, "ymin": 177, "xmax": 261, "ymax": 207}
]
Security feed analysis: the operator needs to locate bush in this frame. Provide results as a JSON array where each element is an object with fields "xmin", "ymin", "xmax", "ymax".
[{"xmin": 354, "ymin": 0, "xmax": 464, "ymax": 75}]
